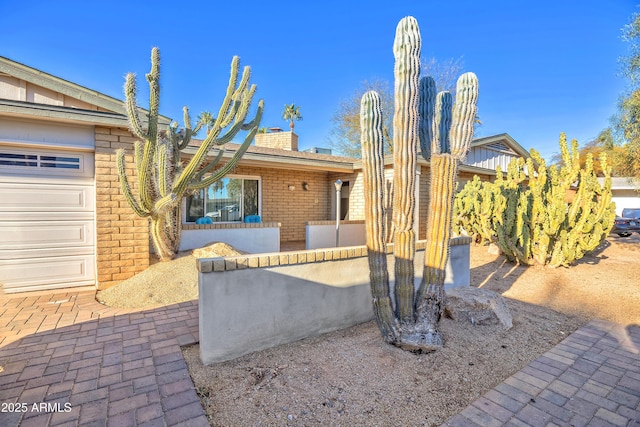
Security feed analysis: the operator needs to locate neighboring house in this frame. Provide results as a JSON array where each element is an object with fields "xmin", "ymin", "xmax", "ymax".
[
  {"xmin": 599, "ymin": 177, "xmax": 640, "ymax": 215},
  {"xmin": 0, "ymin": 55, "xmax": 529, "ymax": 294}
]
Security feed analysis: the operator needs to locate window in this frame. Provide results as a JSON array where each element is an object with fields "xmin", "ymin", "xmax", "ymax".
[
  {"xmin": 0, "ymin": 152, "xmax": 81, "ymax": 169},
  {"xmin": 185, "ymin": 176, "xmax": 260, "ymax": 223}
]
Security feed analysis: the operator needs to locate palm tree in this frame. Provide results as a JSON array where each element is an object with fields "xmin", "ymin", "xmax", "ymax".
[
  {"xmin": 282, "ymin": 103, "xmax": 302, "ymax": 132},
  {"xmin": 196, "ymin": 111, "xmax": 216, "ymax": 135}
]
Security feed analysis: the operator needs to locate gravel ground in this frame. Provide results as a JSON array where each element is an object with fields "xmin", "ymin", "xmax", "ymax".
[{"xmin": 98, "ymin": 235, "xmax": 640, "ymax": 426}]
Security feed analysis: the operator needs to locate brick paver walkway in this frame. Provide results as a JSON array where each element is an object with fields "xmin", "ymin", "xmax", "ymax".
[
  {"xmin": 0, "ymin": 290, "xmax": 207, "ymax": 426},
  {"xmin": 0, "ymin": 290, "xmax": 638, "ymax": 426},
  {"xmin": 443, "ymin": 319, "xmax": 640, "ymax": 427}
]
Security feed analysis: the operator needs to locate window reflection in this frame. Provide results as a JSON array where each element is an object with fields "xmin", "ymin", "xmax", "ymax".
[{"xmin": 185, "ymin": 177, "xmax": 259, "ymax": 223}]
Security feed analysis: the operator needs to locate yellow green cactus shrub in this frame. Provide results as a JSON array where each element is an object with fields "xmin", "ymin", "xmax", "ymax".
[
  {"xmin": 116, "ymin": 48, "xmax": 263, "ymax": 261},
  {"xmin": 361, "ymin": 16, "xmax": 478, "ymax": 352},
  {"xmin": 494, "ymin": 134, "xmax": 616, "ymax": 267},
  {"xmin": 453, "ymin": 176, "xmax": 502, "ymax": 245}
]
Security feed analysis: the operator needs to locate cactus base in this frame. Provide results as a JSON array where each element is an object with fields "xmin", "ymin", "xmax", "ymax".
[{"xmin": 397, "ymin": 330, "xmax": 444, "ymax": 353}]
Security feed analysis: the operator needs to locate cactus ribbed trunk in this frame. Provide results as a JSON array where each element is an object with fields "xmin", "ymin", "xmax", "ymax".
[
  {"xmin": 361, "ymin": 91, "xmax": 399, "ymax": 343},
  {"xmin": 391, "ymin": 15, "xmax": 420, "ymax": 325},
  {"xmin": 361, "ymin": 16, "xmax": 478, "ymax": 353},
  {"xmin": 117, "ymin": 48, "xmax": 263, "ymax": 262},
  {"xmin": 414, "ymin": 154, "xmax": 457, "ymax": 346},
  {"xmin": 151, "ymin": 207, "xmax": 181, "ymax": 261}
]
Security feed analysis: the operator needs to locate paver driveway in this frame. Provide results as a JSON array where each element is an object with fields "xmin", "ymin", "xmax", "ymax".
[{"xmin": 0, "ymin": 290, "xmax": 207, "ymax": 426}]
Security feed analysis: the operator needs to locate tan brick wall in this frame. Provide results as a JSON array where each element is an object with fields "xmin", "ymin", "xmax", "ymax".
[
  {"xmin": 255, "ymin": 132, "xmax": 298, "ymax": 151},
  {"xmin": 418, "ymin": 165, "xmax": 431, "ymax": 240},
  {"xmin": 95, "ymin": 126, "xmax": 149, "ymax": 290},
  {"xmin": 231, "ymin": 165, "xmax": 331, "ymax": 242}
]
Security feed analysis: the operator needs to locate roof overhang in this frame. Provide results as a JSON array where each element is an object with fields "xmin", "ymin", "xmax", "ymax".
[
  {"xmin": 183, "ymin": 146, "xmax": 355, "ymax": 173},
  {"xmin": 0, "ymin": 99, "xmax": 172, "ymax": 128},
  {"xmin": 0, "ymin": 99, "xmax": 130, "ymax": 127},
  {"xmin": 0, "ymin": 55, "xmax": 172, "ymax": 125}
]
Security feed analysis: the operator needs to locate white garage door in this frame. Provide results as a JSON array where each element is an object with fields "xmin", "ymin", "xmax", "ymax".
[{"xmin": 0, "ymin": 147, "xmax": 96, "ymax": 293}]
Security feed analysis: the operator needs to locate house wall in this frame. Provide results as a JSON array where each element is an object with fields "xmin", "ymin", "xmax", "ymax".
[
  {"xmin": 94, "ymin": 126, "xmax": 149, "ymax": 290},
  {"xmin": 465, "ymin": 144, "xmax": 519, "ymax": 171},
  {"xmin": 0, "ymin": 74, "xmax": 98, "ymax": 110},
  {"xmin": 612, "ymin": 190, "xmax": 640, "ymax": 215},
  {"xmin": 231, "ymin": 165, "xmax": 332, "ymax": 242}
]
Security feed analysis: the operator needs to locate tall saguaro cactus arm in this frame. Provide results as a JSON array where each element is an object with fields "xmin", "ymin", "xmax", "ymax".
[
  {"xmin": 416, "ymin": 72, "xmax": 479, "ymax": 332},
  {"xmin": 361, "ymin": 91, "xmax": 398, "ymax": 343},
  {"xmin": 450, "ymin": 73, "xmax": 479, "ymax": 159},
  {"xmin": 116, "ymin": 48, "xmax": 262, "ymax": 262},
  {"xmin": 391, "ymin": 16, "xmax": 421, "ymax": 324},
  {"xmin": 419, "ymin": 76, "xmax": 436, "ymax": 159}
]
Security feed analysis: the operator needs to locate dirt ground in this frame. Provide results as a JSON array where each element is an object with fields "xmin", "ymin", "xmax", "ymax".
[{"xmin": 98, "ymin": 235, "xmax": 640, "ymax": 426}]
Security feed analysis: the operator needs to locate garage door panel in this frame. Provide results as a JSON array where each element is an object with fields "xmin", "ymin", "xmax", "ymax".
[
  {"xmin": 0, "ymin": 146, "xmax": 96, "ymax": 292},
  {"xmin": 0, "ymin": 255, "xmax": 95, "ymax": 291},
  {"xmin": 0, "ymin": 211, "xmax": 93, "ymax": 221},
  {"xmin": 0, "ymin": 220, "xmax": 94, "ymax": 250},
  {"xmin": 0, "ymin": 246, "xmax": 94, "ymax": 260},
  {"xmin": 0, "ymin": 182, "xmax": 95, "ymax": 212}
]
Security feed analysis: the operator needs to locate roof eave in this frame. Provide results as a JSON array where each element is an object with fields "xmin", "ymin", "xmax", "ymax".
[
  {"xmin": 0, "ymin": 99, "xmax": 172, "ymax": 128},
  {"xmin": 0, "ymin": 56, "xmax": 172, "ymax": 124},
  {"xmin": 470, "ymin": 133, "xmax": 530, "ymax": 158},
  {"xmin": 0, "ymin": 99, "xmax": 130, "ymax": 127},
  {"xmin": 183, "ymin": 146, "xmax": 355, "ymax": 173}
]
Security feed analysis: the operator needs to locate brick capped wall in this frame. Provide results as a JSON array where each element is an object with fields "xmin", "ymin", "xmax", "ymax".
[{"xmin": 94, "ymin": 126, "xmax": 149, "ymax": 290}]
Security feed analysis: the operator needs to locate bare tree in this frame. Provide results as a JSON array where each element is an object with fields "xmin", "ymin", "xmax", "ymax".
[{"xmin": 328, "ymin": 57, "xmax": 469, "ymax": 157}]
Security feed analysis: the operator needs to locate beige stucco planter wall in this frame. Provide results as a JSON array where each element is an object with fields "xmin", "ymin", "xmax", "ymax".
[
  {"xmin": 180, "ymin": 222, "xmax": 281, "ymax": 254},
  {"xmin": 305, "ymin": 220, "xmax": 366, "ymax": 249},
  {"xmin": 197, "ymin": 237, "xmax": 471, "ymax": 364}
]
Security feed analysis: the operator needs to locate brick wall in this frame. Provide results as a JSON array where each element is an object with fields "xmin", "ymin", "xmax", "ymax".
[
  {"xmin": 232, "ymin": 165, "xmax": 331, "ymax": 242},
  {"xmin": 418, "ymin": 166, "xmax": 431, "ymax": 240},
  {"xmin": 94, "ymin": 126, "xmax": 149, "ymax": 290},
  {"xmin": 255, "ymin": 132, "xmax": 298, "ymax": 151},
  {"xmin": 344, "ymin": 165, "xmax": 488, "ymax": 241}
]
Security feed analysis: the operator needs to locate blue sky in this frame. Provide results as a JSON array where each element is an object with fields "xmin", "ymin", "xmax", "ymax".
[{"xmin": 1, "ymin": 1, "xmax": 637, "ymax": 161}]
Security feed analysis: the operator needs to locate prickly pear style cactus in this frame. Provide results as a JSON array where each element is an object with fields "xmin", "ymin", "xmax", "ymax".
[
  {"xmin": 361, "ymin": 16, "xmax": 478, "ymax": 352},
  {"xmin": 117, "ymin": 48, "xmax": 263, "ymax": 261}
]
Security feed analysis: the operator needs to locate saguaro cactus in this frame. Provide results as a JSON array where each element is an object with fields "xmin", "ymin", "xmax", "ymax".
[
  {"xmin": 414, "ymin": 72, "xmax": 478, "ymax": 348},
  {"xmin": 361, "ymin": 16, "xmax": 478, "ymax": 351},
  {"xmin": 117, "ymin": 48, "xmax": 263, "ymax": 261}
]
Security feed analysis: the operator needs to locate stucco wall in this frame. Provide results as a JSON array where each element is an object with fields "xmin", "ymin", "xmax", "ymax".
[
  {"xmin": 305, "ymin": 220, "xmax": 366, "ymax": 249},
  {"xmin": 612, "ymin": 191, "xmax": 640, "ymax": 216},
  {"xmin": 197, "ymin": 237, "xmax": 471, "ymax": 364},
  {"xmin": 180, "ymin": 223, "xmax": 281, "ymax": 253}
]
